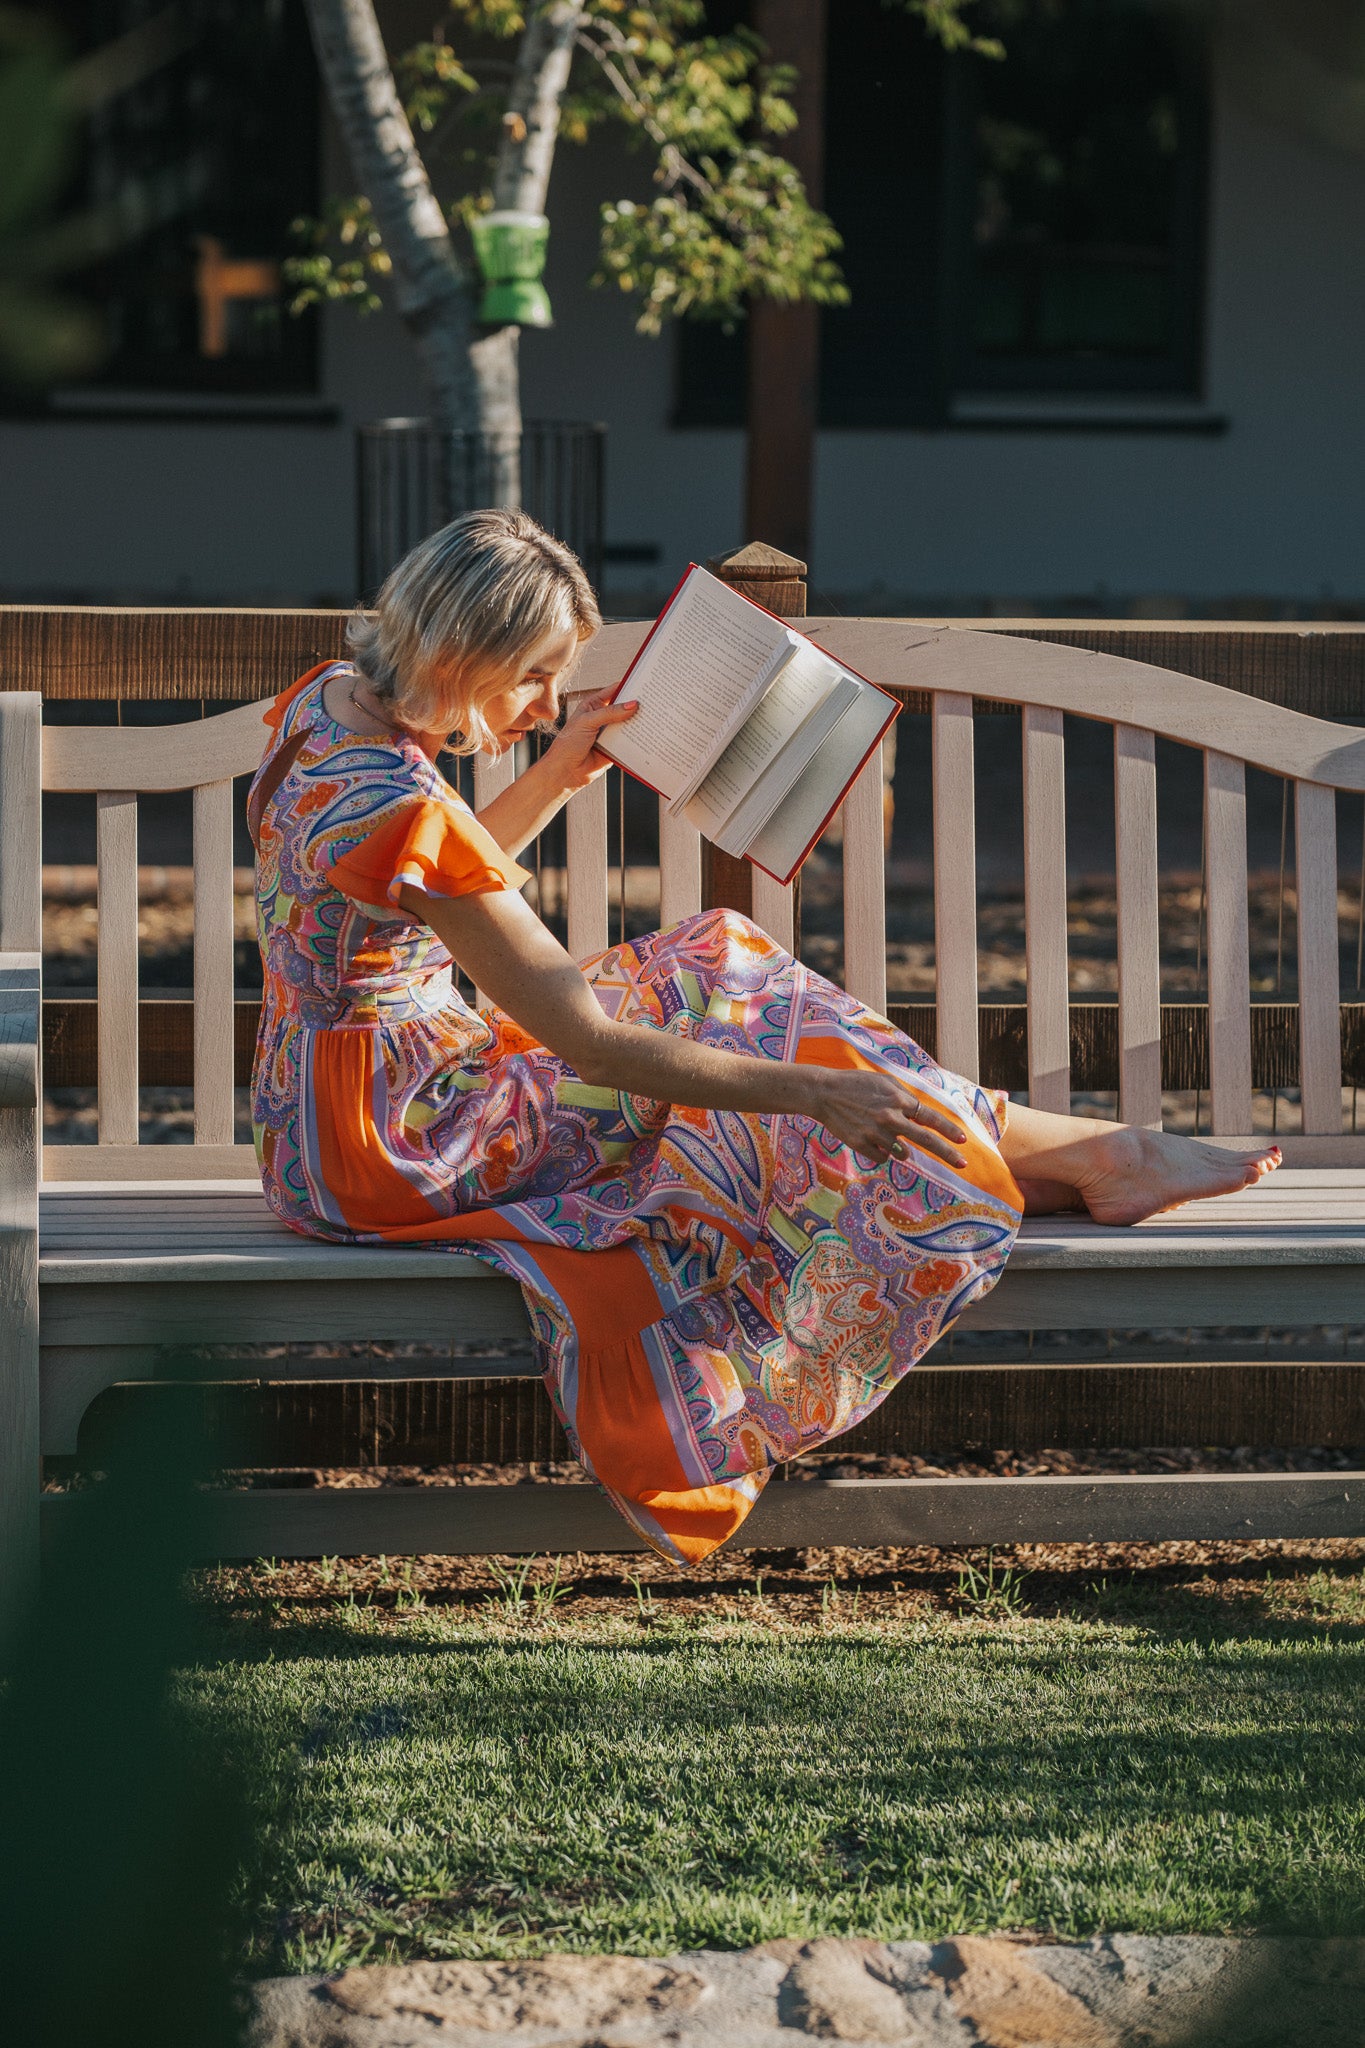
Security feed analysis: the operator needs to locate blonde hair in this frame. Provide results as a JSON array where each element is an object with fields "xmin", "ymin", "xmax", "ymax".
[{"xmin": 347, "ymin": 508, "xmax": 601, "ymax": 754}]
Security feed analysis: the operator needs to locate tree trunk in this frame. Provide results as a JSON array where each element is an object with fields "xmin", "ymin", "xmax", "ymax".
[
  {"xmin": 303, "ymin": 0, "xmax": 484, "ymax": 437},
  {"xmin": 493, "ymin": 3, "xmax": 582, "ymax": 213},
  {"xmin": 304, "ymin": 0, "xmax": 584, "ymax": 507}
]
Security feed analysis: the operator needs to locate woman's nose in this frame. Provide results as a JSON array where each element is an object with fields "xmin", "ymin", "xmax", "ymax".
[{"xmin": 533, "ymin": 677, "xmax": 560, "ymax": 722}]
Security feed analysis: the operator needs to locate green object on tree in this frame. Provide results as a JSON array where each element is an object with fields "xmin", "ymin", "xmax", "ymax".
[{"xmin": 470, "ymin": 209, "xmax": 552, "ymax": 328}]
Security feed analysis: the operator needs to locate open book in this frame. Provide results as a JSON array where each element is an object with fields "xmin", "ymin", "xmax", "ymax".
[{"xmin": 598, "ymin": 565, "xmax": 899, "ymax": 885}]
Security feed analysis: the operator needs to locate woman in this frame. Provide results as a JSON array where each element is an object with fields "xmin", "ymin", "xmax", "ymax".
[{"xmin": 250, "ymin": 511, "xmax": 1279, "ymax": 1564}]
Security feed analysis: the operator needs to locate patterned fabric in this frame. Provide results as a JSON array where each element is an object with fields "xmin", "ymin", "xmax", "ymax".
[{"xmin": 250, "ymin": 664, "xmax": 1024, "ymax": 1563}]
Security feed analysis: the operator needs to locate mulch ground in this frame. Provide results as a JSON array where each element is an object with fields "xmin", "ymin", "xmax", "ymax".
[{"xmin": 206, "ymin": 1530, "xmax": 1365, "ymax": 1628}]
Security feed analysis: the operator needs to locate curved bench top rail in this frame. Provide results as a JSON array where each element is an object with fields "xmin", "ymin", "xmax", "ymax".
[
  {"xmin": 573, "ymin": 622, "xmax": 1365, "ymax": 793},
  {"xmin": 43, "ymin": 697, "xmax": 275, "ymax": 792},
  {"xmin": 37, "ymin": 620, "xmax": 1365, "ymax": 793}
]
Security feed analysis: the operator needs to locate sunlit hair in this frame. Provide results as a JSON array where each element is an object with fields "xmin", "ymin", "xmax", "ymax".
[{"xmin": 346, "ymin": 508, "xmax": 601, "ymax": 755}]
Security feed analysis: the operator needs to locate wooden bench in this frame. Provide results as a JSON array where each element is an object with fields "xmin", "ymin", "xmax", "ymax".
[{"xmin": 4, "ymin": 611, "xmax": 1365, "ymax": 1591}]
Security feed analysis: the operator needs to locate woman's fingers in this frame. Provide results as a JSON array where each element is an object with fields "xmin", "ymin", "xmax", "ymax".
[
  {"xmin": 887, "ymin": 1106, "xmax": 966, "ymax": 1169},
  {"xmin": 904, "ymin": 1096, "xmax": 967, "ymax": 1144},
  {"xmin": 900, "ymin": 1131, "xmax": 967, "ymax": 1170},
  {"xmin": 572, "ymin": 693, "xmax": 637, "ymax": 726}
]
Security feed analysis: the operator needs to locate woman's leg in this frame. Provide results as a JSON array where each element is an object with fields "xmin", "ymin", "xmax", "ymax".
[{"xmin": 999, "ymin": 1103, "xmax": 1281, "ymax": 1226}]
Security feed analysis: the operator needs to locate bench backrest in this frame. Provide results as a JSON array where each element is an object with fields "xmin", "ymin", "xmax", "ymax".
[{"xmin": 6, "ymin": 619, "xmax": 1365, "ymax": 1180}]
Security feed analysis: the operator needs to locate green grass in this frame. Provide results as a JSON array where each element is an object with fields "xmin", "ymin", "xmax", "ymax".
[{"xmin": 187, "ymin": 1557, "xmax": 1365, "ymax": 1975}]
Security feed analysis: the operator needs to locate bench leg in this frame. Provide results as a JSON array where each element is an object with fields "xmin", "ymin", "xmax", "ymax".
[{"xmin": 0, "ymin": 1102, "xmax": 40, "ymax": 1636}]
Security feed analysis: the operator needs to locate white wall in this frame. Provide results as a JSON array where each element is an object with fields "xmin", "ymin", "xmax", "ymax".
[{"xmin": 2, "ymin": 35, "xmax": 1363, "ymax": 609}]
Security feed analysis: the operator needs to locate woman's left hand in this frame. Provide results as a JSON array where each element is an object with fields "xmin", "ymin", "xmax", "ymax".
[{"xmin": 543, "ymin": 690, "xmax": 639, "ymax": 793}]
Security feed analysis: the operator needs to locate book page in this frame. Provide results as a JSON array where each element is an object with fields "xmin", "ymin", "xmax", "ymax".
[
  {"xmin": 711, "ymin": 672, "xmax": 862, "ymax": 858},
  {"xmin": 684, "ymin": 641, "xmax": 843, "ymax": 840},
  {"xmin": 745, "ymin": 687, "xmax": 893, "ymax": 884},
  {"xmin": 599, "ymin": 569, "xmax": 793, "ymax": 801}
]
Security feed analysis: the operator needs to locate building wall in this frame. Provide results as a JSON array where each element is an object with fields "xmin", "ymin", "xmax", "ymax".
[{"xmin": 1, "ymin": 36, "xmax": 1363, "ymax": 612}]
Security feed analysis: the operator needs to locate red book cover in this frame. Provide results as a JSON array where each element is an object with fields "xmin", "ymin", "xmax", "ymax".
[{"xmin": 601, "ymin": 565, "xmax": 900, "ymax": 885}]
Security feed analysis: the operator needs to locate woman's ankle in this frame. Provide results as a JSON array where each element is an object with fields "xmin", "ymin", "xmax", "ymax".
[{"xmin": 1014, "ymin": 1174, "xmax": 1084, "ymax": 1216}]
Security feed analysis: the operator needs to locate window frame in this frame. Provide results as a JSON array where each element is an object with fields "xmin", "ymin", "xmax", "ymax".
[{"xmin": 937, "ymin": 15, "xmax": 1211, "ymax": 400}]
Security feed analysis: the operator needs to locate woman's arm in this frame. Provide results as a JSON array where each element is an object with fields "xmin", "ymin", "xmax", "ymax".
[
  {"xmin": 471, "ymin": 692, "xmax": 638, "ymax": 857},
  {"xmin": 399, "ymin": 882, "xmax": 969, "ymax": 1170}
]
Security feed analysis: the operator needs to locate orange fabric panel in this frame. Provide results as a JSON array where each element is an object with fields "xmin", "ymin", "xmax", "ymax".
[
  {"xmin": 573, "ymin": 1335, "xmax": 692, "ymax": 1499},
  {"xmin": 516, "ymin": 1243, "xmax": 663, "ymax": 1344},
  {"xmin": 329, "ymin": 799, "xmax": 531, "ymax": 910},
  {"xmin": 311, "ymin": 1033, "xmax": 441, "ymax": 1233},
  {"xmin": 637, "ymin": 1486, "xmax": 754, "ymax": 1563},
  {"xmin": 793, "ymin": 1034, "xmax": 885, "ymax": 1073}
]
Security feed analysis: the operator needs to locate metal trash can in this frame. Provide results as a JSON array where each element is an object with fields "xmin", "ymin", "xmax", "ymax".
[{"xmin": 356, "ymin": 417, "xmax": 606, "ymax": 599}]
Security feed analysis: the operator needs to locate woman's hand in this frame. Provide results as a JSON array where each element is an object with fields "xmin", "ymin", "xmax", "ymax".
[
  {"xmin": 543, "ymin": 690, "xmax": 639, "ymax": 794},
  {"xmin": 810, "ymin": 1068, "xmax": 968, "ymax": 1171}
]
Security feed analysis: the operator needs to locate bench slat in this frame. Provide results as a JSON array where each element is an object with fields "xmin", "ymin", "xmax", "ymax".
[
  {"xmin": 932, "ymin": 693, "xmax": 979, "ymax": 1079},
  {"xmin": 842, "ymin": 742, "xmax": 887, "ymax": 1013},
  {"xmin": 1023, "ymin": 704, "xmax": 1070, "ymax": 1111},
  {"xmin": 39, "ymin": 1470, "xmax": 1365, "ymax": 1560},
  {"xmin": 42, "ymin": 1143, "xmax": 259, "ymax": 1181},
  {"xmin": 42, "ymin": 700, "xmax": 269, "ymax": 791},
  {"xmin": 1114, "ymin": 724, "xmax": 1162, "ymax": 1126},
  {"xmin": 1204, "ymin": 751, "xmax": 1253, "ymax": 1131},
  {"xmin": 470, "ymin": 748, "xmax": 521, "ymax": 1006},
  {"xmin": 751, "ymin": 867, "xmax": 795, "ymax": 954},
  {"xmin": 96, "ymin": 791, "xmax": 139, "ymax": 1146},
  {"xmin": 1, "ymin": 693, "xmax": 41, "ymax": 952},
  {"xmin": 1295, "ymin": 778, "xmax": 1343, "ymax": 1133},
  {"xmin": 193, "ymin": 780, "xmax": 236, "ymax": 1144},
  {"xmin": 657, "ymin": 800, "xmax": 702, "ymax": 926},
  {"xmin": 566, "ymin": 773, "xmax": 609, "ymax": 961}
]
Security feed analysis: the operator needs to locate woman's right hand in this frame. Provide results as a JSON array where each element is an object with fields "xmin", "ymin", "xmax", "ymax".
[{"xmin": 809, "ymin": 1068, "xmax": 968, "ymax": 1171}]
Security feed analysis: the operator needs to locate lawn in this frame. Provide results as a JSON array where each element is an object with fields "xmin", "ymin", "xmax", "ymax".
[{"xmin": 185, "ymin": 1543, "xmax": 1365, "ymax": 1976}]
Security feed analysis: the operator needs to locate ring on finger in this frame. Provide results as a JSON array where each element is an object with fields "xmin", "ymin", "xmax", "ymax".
[{"xmin": 891, "ymin": 1137, "xmax": 909, "ymax": 1160}]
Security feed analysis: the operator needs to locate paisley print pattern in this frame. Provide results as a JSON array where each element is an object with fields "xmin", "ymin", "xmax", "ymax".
[{"xmin": 249, "ymin": 664, "xmax": 1024, "ymax": 1563}]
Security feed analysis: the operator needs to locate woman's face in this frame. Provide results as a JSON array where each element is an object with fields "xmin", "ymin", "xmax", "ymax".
[{"xmin": 478, "ymin": 625, "xmax": 583, "ymax": 746}]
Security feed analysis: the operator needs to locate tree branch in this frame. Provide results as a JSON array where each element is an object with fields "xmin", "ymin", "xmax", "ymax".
[{"xmin": 576, "ymin": 18, "xmax": 713, "ymax": 201}]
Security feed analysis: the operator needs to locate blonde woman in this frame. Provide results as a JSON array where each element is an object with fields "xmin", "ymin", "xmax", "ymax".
[{"xmin": 249, "ymin": 510, "xmax": 1278, "ymax": 1563}]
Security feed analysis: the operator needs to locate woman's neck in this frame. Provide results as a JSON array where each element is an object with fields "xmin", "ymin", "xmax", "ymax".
[{"xmin": 320, "ymin": 669, "xmax": 449, "ymax": 761}]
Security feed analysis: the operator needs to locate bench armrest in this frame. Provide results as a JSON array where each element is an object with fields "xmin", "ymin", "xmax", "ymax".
[{"xmin": 0, "ymin": 952, "xmax": 40, "ymax": 1110}]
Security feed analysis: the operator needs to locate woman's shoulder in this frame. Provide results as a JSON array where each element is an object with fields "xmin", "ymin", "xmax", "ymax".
[{"xmin": 262, "ymin": 660, "xmax": 345, "ymax": 742}]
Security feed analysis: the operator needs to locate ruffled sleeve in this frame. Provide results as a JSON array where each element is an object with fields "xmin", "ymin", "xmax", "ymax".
[{"xmin": 327, "ymin": 797, "xmax": 532, "ymax": 917}]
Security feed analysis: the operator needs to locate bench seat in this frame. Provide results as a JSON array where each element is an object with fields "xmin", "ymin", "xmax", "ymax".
[{"xmin": 36, "ymin": 1169, "xmax": 1365, "ymax": 1558}]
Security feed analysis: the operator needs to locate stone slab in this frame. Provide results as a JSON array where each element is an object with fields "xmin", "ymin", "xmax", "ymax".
[{"xmin": 243, "ymin": 1933, "xmax": 1365, "ymax": 2047}]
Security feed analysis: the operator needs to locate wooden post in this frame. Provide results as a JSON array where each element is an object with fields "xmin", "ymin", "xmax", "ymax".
[
  {"xmin": 744, "ymin": 0, "xmax": 827, "ymax": 565},
  {"xmin": 701, "ymin": 543, "xmax": 808, "ymax": 918}
]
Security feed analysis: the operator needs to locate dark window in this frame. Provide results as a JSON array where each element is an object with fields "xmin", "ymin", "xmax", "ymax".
[
  {"xmin": 675, "ymin": 0, "xmax": 1208, "ymax": 426},
  {"xmin": 945, "ymin": 0, "xmax": 1208, "ymax": 394},
  {"xmin": 47, "ymin": 0, "xmax": 318, "ymax": 396}
]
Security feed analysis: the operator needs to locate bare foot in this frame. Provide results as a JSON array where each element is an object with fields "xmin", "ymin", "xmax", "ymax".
[
  {"xmin": 1069, "ymin": 1127, "xmax": 1282, "ymax": 1227},
  {"xmin": 1014, "ymin": 1174, "xmax": 1084, "ymax": 1216}
]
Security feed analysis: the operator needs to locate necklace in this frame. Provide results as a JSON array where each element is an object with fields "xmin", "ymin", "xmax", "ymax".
[{"xmin": 348, "ymin": 680, "xmax": 403, "ymax": 735}]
